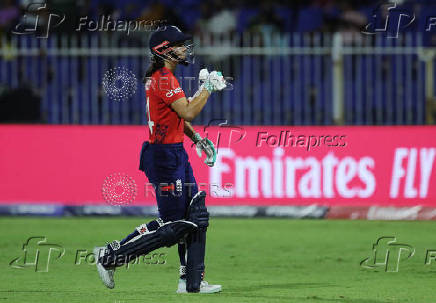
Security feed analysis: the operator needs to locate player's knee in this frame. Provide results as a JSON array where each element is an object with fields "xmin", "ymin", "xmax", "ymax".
[
  {"xmin": 188, "ymin": 191, "xmax": 209, "ymax": 228},
  {"xmin": 135, "ymin": 218, "xmax": 164, "ymax": 234},
  {"xmin": 156, "ymin": 224, "xmax": 179, "ymax": 246},
  {"xmin": 157, "ymin": 220, "xmax": 197, "ymax": 247},
  {"xmin": 190, "ymin": 209, "xmax": 209, "ymax": 229}
]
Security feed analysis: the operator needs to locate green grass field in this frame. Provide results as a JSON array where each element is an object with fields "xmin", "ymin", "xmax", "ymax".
[{"xmin": 1, "ymin": 217, "xmax": 436, "ymax": 303}]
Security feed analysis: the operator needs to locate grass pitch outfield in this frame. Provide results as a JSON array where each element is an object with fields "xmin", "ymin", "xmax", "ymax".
[{"xmin": 1, "ymin": 218, "xmax": 436, "ymax": 303}]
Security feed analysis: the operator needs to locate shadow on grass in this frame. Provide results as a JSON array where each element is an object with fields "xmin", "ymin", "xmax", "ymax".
[
  {"xmin": 229, "ymin": 294, "xmax": 393, "ymax": 303},
  {"xmin": 229, "ymin": 282, "xmax": 333, "ymax": 292},
  {"xmin": 226, "ymin": 283, "xmax": 393, "ymax": 303}
]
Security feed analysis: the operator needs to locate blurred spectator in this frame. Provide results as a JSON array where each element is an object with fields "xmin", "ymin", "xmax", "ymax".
[
  {"xmin": 139, "ymin": 1, "xmax": 186, "ymax": 32},
  {"xmin": 248, "ymin": 2, "xmax": 283, "ymax": 33},
  {"xmin": 0, "ymin": 0, "xmax": 19, "ymax": 34},
  {"xmin": 323, "ymin": 0, "xmax": 368, "ymax": 44},
  {"xmin": 340, "ymin": 2, "xmax": 368, "ymax": 29},
  {"xmin": 194, "ymin": 0, "xmax": 237, "ymax": 62},
  {"xmin": 194, "ymin": 0, "xmax": 236, "ymax": 36},
  {"xmin": 247, "ymin": 1, "xmax": 286, "ymax": 47}
]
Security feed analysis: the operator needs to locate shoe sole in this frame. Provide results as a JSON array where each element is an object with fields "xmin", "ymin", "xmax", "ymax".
[{"xmin": 94, "ymin": 247, "xmax": 115, "ymax": 289}]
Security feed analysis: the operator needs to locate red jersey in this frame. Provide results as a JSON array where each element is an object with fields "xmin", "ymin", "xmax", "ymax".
[{"xmin": 145, "ymin": 67, "xmax": 186, "ymax": 144}]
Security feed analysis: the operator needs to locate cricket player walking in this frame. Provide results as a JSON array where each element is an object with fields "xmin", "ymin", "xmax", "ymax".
[{"xmin": 94, "ymin": 25, "xmax": 226, "ymax": 293}]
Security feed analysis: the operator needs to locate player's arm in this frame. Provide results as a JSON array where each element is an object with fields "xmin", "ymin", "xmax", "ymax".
[
  {"xmin": 171, "ymin": 90, "xmax": 210, "ymax": 122},
  {"xmin": 171, "ymin": 70, "xmax": 226, "ymax": 122},
  {"xmin": 184, "ymin": 121, "xmax": 196, "ymax": 140}
]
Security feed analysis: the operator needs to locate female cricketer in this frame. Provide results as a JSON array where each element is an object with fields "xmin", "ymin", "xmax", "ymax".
[{"xmin": 94, "ymin": 25, "xmax": 227, "ymax": 294}]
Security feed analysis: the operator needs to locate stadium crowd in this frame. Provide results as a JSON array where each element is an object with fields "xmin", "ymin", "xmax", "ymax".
[{"xmin": 1, "ymin": 0, "xmax": 435, "ymax": 37}]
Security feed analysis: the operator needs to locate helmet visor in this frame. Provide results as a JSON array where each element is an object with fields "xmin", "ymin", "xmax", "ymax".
[{"xmin": 170, "ymin": 40, "xmax": 195, "ymax": 65}]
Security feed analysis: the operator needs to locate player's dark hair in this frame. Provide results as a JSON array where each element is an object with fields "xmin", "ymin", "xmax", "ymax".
[{"xmin": 144, "ymin": 55, "xmax": 165, "ymax": 81}]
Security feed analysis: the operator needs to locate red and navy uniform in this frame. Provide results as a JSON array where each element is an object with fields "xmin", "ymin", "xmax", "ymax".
[
  {"xmin": 139, "ymin": 67, "xmax": 198, "ymax": 222},
  {"xmin": 112, "ymin": 25, "xmax": 202, "ymax": 275},
  {"xmin": 145, "ymin": 66, "xmax": 185, "ymax": 144}
]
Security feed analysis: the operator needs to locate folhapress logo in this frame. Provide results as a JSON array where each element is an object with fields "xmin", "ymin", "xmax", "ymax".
[
  {"xmin": 362, "ymin": 2, "xmax": 415, "ymax": 38},
  {"xmin": 9, "ymin": 236, "xmax": 65, "ymax": 272},
  {"xmin": 360, "ymin": 236, "xmax": 415, "ymax": 272},
  {"xmin": 12, "ymin": 2, "xmax": 66, "ymax": 39}
]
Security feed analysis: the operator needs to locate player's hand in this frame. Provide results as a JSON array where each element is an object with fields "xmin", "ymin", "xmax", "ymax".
[
  {"xmin": 204, "ymin": 71, "xmax": 227, "ymax": 93},
  {"xmin": 193, "ymin": 133, "xmax": 216, "ymax": 167},
  {"xmin": 199, "ymin": 68, "xmax": 209, "ymax": 82},
  {"xmin": 196, "ymin": 138, "xmax": 216, "ymax": 167},
  {"xmin": 188, "ymin": 69, "xmax": 210, "ymax": 100}
]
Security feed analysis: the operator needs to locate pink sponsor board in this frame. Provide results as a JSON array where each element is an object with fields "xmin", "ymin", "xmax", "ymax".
[{"xmin": 0, "ymin": 125, "xmax": 435, "ymax": 206}]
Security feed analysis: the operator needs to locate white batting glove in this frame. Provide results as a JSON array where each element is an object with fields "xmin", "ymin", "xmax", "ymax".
[
  {"xmin": 204, "ymin": 71, "xmax": 227, "ymax": 93},
  {"xmin": 189, "ymin": 69, "xmax": 210, "ymax": 100},
  {"xmin": 199, "ymin": 68, "xmax": 209, "ymax": 82}
]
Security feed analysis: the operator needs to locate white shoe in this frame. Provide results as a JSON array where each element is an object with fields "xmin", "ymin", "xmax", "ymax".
[
  {"xmin": 94, "ymin": 247, "xmax": 115, "ymax": 289},
  {"xmin": 177, "ymin": 278, "xmax": 222, "ymax": 294}
]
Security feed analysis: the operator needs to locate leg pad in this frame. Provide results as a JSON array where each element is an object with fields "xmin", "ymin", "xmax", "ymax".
[
  {"xmin": 100, "ymin": 220, "xmax": 197, "ymax": 269},
  {"xmin": 186, "ymin": 191, "xmax": 209, "ymax": 292}
]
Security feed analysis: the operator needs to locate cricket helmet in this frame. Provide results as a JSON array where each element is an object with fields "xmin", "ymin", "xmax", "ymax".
[{"xmin": 149, "ymin": 25, "xmax": 194, "ymax": 65}]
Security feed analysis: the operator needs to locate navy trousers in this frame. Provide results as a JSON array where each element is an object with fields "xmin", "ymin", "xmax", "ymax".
[{"xmin": 139, "ymin": 141, "xmax": 198, "ymax": 222}]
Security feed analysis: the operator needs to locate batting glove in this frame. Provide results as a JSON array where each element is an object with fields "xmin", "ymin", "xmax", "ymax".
[
  {"xmin": 203, "ymin": 71, "xmax": 227, "ymax": 93},
  {"xmin": 199, "ymin": 68, "xmax": 209, "ymax": 82},
  {"xmin": 193, "ymin": 133, "xmax": 217, "ymax": 167},
  {"xmin": 189, "ymin": 69, "xmax": 210, "ymax": 100}
]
